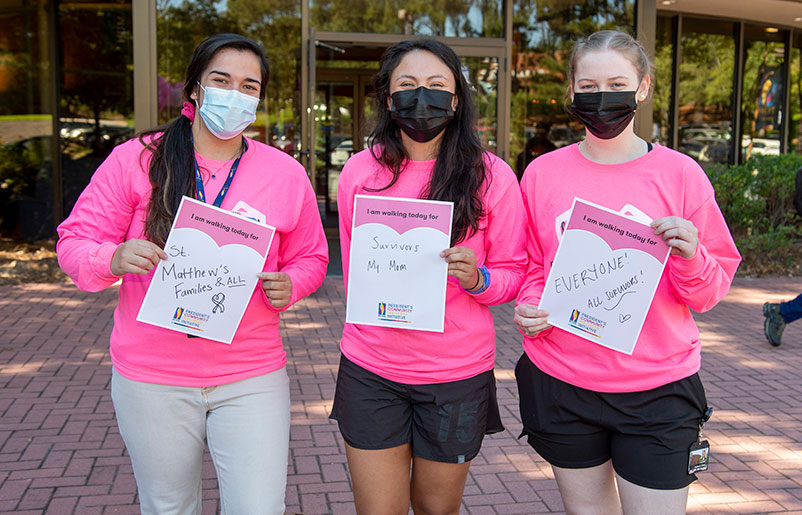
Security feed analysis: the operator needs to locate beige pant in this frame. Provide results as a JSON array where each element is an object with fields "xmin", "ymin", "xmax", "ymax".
[{"xmin": 111, "ymin": 367, "xmax": 290, "ymax": 515}]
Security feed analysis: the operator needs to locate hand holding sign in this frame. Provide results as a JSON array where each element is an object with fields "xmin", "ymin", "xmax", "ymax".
[
  {"xmin": 258, "ymin": 272, "xmax": 293, "ymax": 309},
  {"xmin": 111, "ymin": 239, "xmax": 168, "ymax": 276},
  {"xmin": 651, "ymin": 216, "xmax": 698, "ymax": 258},
  {"xmin": 514, "ymin": 304, "xmax": 551, "ymax": 337},
  {"xmin": 440, "ymin": 246, "xmax": 480, "ymax": 290}
]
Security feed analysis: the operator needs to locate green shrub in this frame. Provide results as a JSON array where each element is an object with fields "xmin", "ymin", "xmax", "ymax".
[
  {"xmin": 706, "ymin": 154, "xmax": 802, "ymax": 275},
  {"xmin": 707, "ymin": 153, "xmax": 802, "ymax": 237},
  {"xmin": 738, "ymin": 225, "xmax": 797, "ymax": 252}
]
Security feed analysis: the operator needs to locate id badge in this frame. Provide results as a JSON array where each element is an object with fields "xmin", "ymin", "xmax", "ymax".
[{"xmin": 688, "ymin": 440, "xmax": 710, "ymax": 474}]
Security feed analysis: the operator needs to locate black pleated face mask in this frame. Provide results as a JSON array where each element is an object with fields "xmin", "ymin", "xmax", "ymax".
[
  {"xmin": 571, "ymin": 91, "xmax": 638, "ymax": 140},
  {"xmin": 390, "ymin": 86, "xmax": 455, "ymax": 143}
]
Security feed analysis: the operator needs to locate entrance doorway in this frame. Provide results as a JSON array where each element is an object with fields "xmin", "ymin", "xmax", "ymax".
[
  {"xmin": 314, "ymin": 66, "xmax": 376, "ymax": 221},
  {"xmin": 304, "ymin": 34, "xmax": 508, "ymax": 232}
]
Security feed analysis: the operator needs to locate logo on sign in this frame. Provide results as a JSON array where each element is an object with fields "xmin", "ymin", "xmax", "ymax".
[
  {"xmin": 567, "ymin": 308, "xmax": 605, "ymax": 338},
  {"xmin": 377, "ymin": 302, "xmax": 413, "ymax": 324},
  {"xmin": 171, "ymin": 306, "xmax": 209, "ymax": 331}
]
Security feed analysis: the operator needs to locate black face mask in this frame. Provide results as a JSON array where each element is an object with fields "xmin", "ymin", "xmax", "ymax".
[
  {"xmin": 571, "ymin": 91, "xmax": 638, "ymax": 140},
  {"xmin": 390, "ymin": 86, "xmax": 455, "ymax": 143}
]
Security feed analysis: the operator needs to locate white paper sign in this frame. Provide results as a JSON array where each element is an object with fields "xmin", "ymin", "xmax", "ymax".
[
  {"xmin": 539, "ymin": 198, "xmax": 671, "ymax": 354},
  {"xmin": 346, "ymin": 195, "xmax": 453, "ymax": 332},
  {"xmin": 136, "ymin": 196, "xmax": 275, "ymax": 344}
]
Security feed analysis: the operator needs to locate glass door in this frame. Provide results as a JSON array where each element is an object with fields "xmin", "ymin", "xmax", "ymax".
[
  {"xmin": 309, "ymin": 38, "xmax": 380, "ymax": 225},
  {"xmin": 313, "ymin": 69, "xmax": 376, "ymax": 222},
  {"xmin": 314, "ymin": 76, "xmax": 354, "ymax": 219},
  {"xmin": 0, "ymin": 0, "xmax": 56, "ymax": 241}
]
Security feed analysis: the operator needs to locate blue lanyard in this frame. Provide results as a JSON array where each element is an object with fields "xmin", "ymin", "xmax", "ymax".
[{"xmin": 193, "ymin": 138, "xmax": 248, "ymax": 208}]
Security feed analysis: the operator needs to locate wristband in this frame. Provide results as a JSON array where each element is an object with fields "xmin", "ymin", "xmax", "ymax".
[
  {"xmin": 468, "ymin": 269, "xmax": 481, "ymax": 290},
  {"xmin": 466, "ymin": 265, "xmax": 490, "ymax": 294}
]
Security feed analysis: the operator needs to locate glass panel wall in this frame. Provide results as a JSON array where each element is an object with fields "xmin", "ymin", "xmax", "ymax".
[
  {"xmin": 59, "ymin": 0, "xmax": 134, "ymax": 218},
  {"xmin": 464, "ymin": 55, "xmax": 499, "ymax": 153},
  {"xmin": 792, "ymin": 32, "xmax": 802, "ymax": 154},
  {"xmin": 677, "ymin": 18, "xmax": 734, "ymax": 166},
  {"xmin": 310, "ymin": 0, "xmax": 503, "ymax": 37},
  {"xmin": 0, "ymin": 1, "xmax": 55, "ymax": 241},
  {"xmin": 653, "ymin": 15, "xmax": 674, "ymax": 147},
  {"xmin": 740, "ymin": 24, "xmax": 786, "ymax": 161},
  {"xmin": 510, "ymin": 0, "xmax": 634, "ymax": 177},
  {"xmin": 156, "ymin": 0, "xmax": 302, "ymax": 158}
]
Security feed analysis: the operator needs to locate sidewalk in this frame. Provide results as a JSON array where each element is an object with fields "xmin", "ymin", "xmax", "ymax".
[{"xmin": 1, "ymin": 276, "xmax": 801, "ymax": 514}]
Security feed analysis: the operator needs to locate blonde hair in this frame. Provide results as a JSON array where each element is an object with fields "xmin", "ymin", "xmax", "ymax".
[{"xmin": 566, "ymin": 30, "xmax": 654, "ymax": 102}]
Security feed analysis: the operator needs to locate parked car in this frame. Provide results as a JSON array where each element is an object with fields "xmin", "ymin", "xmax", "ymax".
[
  {"xmin": 330, "ymin": 139, "xmax": 353, "ymax": 166},
  {"xmin": 548, "ymin": 125, "xmax": 581, "ymax": 148},
  {"xmin": 743, "ymin": 137, "xmax": 780, "ymax": 156}
]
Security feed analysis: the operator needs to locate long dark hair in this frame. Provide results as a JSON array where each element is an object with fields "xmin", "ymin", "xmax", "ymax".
[
  {"xmin": 139, "ymin": 33, "xmax": 269, "ymax": 247},
  {"xmin": 368, "ymin": 38, "xmax": 489, "ymax": 246}
]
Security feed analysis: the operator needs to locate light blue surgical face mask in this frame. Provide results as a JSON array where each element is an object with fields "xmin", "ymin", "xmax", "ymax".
[{"xmin": 196, "ymin": 83, "xmax": 259, "ymax": 140}]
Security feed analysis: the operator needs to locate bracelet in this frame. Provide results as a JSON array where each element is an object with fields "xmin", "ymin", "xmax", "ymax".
[
  {"xmin": 469, "ymin": 269, "xmax": 482, "ymax": 290},
  {"xmin": 465, "ymin": 266, "xmax": 491, "ymax": 294}
]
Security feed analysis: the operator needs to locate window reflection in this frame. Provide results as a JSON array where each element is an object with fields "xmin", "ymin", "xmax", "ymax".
[
  {"xmin": 792, "ymin": 33, "xmax": 802, "ymax": 154},
  {"xmin": 0, "ymin": 1, "xmax": 54, "ymax": 241},
  {"xmin": 314, "ymin": 79, "xmax": 355, "ymax": 215},
  {"xmin": 740, "ymin": 25, "xmax": 786, "ymax": 161},
  {"xmin": 59, "ymin": 0, "xmax": 134, "ymax": 216},
  {"xmin": 510, "ymin": 0, "xmax": 634, "ymax": 177},
  {"xmin": 310, "ymin": 0, "xmax": 503, "ymax": 38},
  {"xmin": 678, "ymin": 19, "xmax": 734, "ymax": 166},
  {"xmin": 463, "ymin": 56, "xmax": 498, "ymax": 153},
  {"xmin": 653, "ymin": 15, "xmax": 674, "ymax": 147}
]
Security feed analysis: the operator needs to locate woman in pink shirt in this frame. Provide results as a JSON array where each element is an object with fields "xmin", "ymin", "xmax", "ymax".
[
  {"xmin": 57, "ymin": 34, "xmax": 327, "ymax": 513},
  {"xmin": 332, "ymin": 39, "xmax": 527, "ymax": 514},
  {"xmin": 515, "ymin": 30, "xmax": 740, "ymax": 514}
]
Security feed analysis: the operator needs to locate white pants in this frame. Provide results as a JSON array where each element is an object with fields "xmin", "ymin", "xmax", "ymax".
[{"xmin": 111, "ymin": 367, "xmax": 290, "ymax": 515}]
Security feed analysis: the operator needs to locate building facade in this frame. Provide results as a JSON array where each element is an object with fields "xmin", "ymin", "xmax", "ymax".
[{"xmin": 2, "ymin": 0, "xmax": 801, "ymax": 240}]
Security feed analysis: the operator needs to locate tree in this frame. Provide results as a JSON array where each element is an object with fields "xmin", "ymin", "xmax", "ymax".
[{"xmin": 58, "ymin": 4, "xmax": 134, "ymax": 154}]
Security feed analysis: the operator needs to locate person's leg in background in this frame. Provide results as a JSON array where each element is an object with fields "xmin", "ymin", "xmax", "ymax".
[
  {"xmin": 779, "ymin": 294, "xmax": 802, "ymax": 324},
  {"xmin": 764, "ymin": 293, "xmax": 802, "ymax": 347}
]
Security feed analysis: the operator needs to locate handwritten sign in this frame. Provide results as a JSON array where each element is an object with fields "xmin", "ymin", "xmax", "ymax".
[
  {"xmin": 136, "ymin": 196, "xmax": 275, "ymax": 344},
  {"xmin": 346, "ymin": 195, "xmax": 453, "ymax": 332},
  {"xmin": 539, "ymin": 198, "xmax": 670, "ymax": 354}
]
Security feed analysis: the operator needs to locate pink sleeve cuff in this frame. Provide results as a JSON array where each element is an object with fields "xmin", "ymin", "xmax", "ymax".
[
  {"xmin": 668, "ymin": 244, "xmax": 707, "ymax": 278},
  {"xmin": 91, "ymin": 242, "xmax": 123, "ymax": 280}
]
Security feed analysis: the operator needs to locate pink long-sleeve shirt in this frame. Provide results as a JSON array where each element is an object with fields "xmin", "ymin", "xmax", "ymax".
[
  {"xmin": 518, "ymin": 143, "xmax": 741, "ymax": 393},
  {"xmin": 57, "ymin": 136, "xmax": 328, "ymax": 386},
  {"xmin": 338, "ymin": 149, "xmax": 528, "ymax": 384}
]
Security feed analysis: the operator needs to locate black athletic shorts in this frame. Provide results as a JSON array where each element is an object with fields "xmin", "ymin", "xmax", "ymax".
[
  {"xmin": 515, "ymin": 352, "xmax": 708, "ymax": 490},
  {"xmin": 330, "ymin": 354, "xmax": 504, "ymax": 464}
]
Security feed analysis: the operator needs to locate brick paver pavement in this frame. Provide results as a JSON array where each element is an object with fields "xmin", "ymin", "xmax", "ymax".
[{"xmin": 1, "ymin": 276, "xmax": 801, "ymax": 514}]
